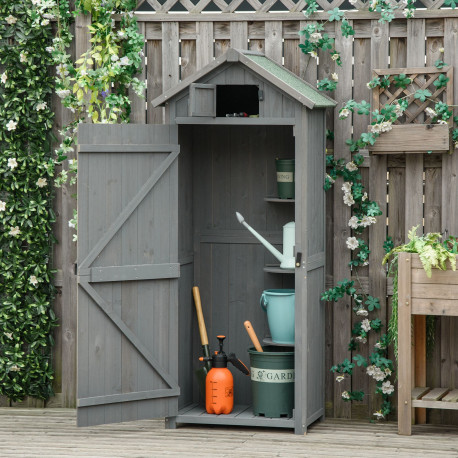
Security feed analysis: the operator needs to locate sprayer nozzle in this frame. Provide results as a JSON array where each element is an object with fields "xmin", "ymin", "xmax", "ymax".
[{"xmin": 235, "ymin": 212, "xmax": 244, "ymax": 224}]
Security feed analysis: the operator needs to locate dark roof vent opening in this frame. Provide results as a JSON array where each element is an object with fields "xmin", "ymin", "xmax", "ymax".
[{"xmin": 216, "ymin": 85, "xmax": 259, "ymax": 117}]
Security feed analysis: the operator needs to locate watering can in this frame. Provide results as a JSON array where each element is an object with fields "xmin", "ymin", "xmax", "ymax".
[{"xmin": 235, "ymin": 212, "xmax": 295, "ymax": 269}]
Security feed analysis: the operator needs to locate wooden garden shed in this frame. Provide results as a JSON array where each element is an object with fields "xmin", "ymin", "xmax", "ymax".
[{"xmin": 76, "ymin": 49, "xmax": 335, "ymax": 434}]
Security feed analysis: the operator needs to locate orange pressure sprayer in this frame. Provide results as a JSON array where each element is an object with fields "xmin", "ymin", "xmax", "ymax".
[{"xmin": 199, "ymin": 335, "xmax": 250, "ymax": 414}]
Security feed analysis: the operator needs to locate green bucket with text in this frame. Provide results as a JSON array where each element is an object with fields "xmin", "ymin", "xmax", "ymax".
[
  {"xmin": 248, "ymin": 346, "xmax": 294, "ymax": 418},
  {"xmin": 275, "ymin": 158, "xmax": 295, "ymax": 199}
]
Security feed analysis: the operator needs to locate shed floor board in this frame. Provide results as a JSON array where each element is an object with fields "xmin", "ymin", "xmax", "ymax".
[{"xmin": 0, "ymin": 408, "xmax": 457, "ymax": 457}]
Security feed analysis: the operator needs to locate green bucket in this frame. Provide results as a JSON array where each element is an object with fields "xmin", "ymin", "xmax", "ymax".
[
  {"xmin": 248, "ymin": 346, "xmax": 294, "ymax": 418},
  {"xmin": 275, "ymin": 158, "xmax": 295, "ymax": 199}
]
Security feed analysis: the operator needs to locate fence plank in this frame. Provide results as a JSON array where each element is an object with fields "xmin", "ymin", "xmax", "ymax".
[
  {"xmin": 265, "ymin": 21, "xmax": 282, "ymax": 64},
  {"xmin": 332, "ymin": 20, "xmax": 353, "ymax": 419},
  {"xmin": 368, "ymin": 20, "xmax": 389, "ymax": 417},
  {"xmin": 130, "ymin": 22, "xmax": 146, "ymax": 124},
  {"xmin": 147, "ymin": 39, "xmax": 163, "ymax": 124},
  {"xmin": 230, "ymin": 22, "xmax": 248, "ymax": 49},
  {"xmin": 196, "ymin": 22, "xmax": 214, "ymax": 69}
]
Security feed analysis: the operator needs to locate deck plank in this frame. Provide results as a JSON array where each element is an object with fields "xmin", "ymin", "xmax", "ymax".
[{"xmin": 0, "ymin": 409, "xmax": 458, "ymax": 456}]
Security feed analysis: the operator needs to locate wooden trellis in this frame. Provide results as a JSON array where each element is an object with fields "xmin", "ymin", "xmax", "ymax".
[{"xmin": 370, "ymin": 66, "xmax": 453, "ymax": 153}]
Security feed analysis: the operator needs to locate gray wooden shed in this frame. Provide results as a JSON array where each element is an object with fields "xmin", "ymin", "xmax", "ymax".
[{"xmin": 76, "ymin": 49, "xmax": 335, "ymax": 434}]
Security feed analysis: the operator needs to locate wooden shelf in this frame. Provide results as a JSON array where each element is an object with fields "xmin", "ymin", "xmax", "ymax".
[
  {"xmin": 175, "ymin": 117, "xmax": 296, "ymax": 126},
  {"xmin": 263, "ymin": 265, "xmax": 294, "ymax": 274},
  {"xmin": 264, "ymin": 197, "xmax": 295, "ymax": 203},
  {"xmin": 175, "ymin": 403, "xmax": 294, "ymax": 428},
  {"xmin": 411, "ymin": 387, "xmax": 458, "ymax": 410}
]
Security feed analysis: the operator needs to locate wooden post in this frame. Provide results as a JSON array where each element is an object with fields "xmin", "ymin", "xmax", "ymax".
[
  {"xmin": 407, "ymin": 18, "xmax": 427, "ymax": 425},
  {"xmin": 398, "ymin": 253, "xmax": 412, "ymax": 435}
]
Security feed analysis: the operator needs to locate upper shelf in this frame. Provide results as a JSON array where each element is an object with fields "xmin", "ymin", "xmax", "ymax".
[
  {"xmin": 264, "ymin": 197, "xmax": 295, "ymax": 203},
  {"xmin": 175, "ymin": 117, "xmax": 296, "ymax": 126}
]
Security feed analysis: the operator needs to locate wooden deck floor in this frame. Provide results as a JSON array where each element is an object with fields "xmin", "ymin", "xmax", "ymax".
[{"xmin": 1, "ymin": 408, "xmax": 458, "ymax": 457}]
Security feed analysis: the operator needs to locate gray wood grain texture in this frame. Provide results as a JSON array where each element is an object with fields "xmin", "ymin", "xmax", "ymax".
[{"xmin": 77, "ymin": 124, "xmax": 180, "ymax": 426}]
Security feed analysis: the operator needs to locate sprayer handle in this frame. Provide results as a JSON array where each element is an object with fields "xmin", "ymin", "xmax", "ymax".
[
  {"xmin": 228, "ymin": 353, "xmax": 250, "ymax": 375},
  {"xmin": 260, "ymin": 293, "xmax": 267, "ymax": 311}
]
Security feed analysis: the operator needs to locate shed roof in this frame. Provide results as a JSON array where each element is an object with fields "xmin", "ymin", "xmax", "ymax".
[{"xmin": 152, "ymin": 49, "xmax": 336, "ymax": 110}]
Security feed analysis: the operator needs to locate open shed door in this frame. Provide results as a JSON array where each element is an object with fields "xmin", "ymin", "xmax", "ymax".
[{"xmin": 76, "ymin": 124, "xmax": 180, "ymax": 426}]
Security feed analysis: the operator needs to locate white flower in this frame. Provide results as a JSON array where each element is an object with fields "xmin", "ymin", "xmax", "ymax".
[
  {"xmin": 310, "ymin": 50, "xmax": 318, "ymax": 59},
  {"xmin": 119, "ymin": 56, "xmax": 131, "ymax": 66},
  {"xmin": 384, "ymin": 368, "xmax": 392, "ymax": 376},
  {"xmin": 6, "ymin": 120, "xmax": 17, "ymax": 131},
  {"xmin": 343, "ymin": 193, "xmax": 355, "ymax": 206},
  {"xmin": 111, "ymin": 54, "xmax": 119, "ymax": 62},
  {"xmin": 331, "ymin": 53, "xmax": 339, "ymax": 61},
  {"xmin": 36, "ymin": 177, "xmax": 47, "ymax": 188},
  {"xmin": 362, "ymin": 192, "xmax": 368, "ymax": 201},
  {"xmin": 339, "ymin": 108, "xmax": 350, "ymax": 119},
  {"xmin": 366, "ymin": 82, "xmax": 372, "ymax": 89},
  {"xmin": 373, "ymin": 411, "xmax": 385, "ymax": 419},
  {"xmin": 438, "ymin": 119, "xmax": 448, "ymax": 125},
  {"xmin": 336, "ymin": 375, "xmax": 345, "ymax": 382},
  {"xmin": 7, "ymin": 158, "xmax": 18, "ymax": 169},
  {"xmin": 20, "ymin": 52, "xmax": 28, "ymax": 62},
  {"xmin": 346, "ymin": 236, "xmax": 359, "ymax": 250},
  {"xmin": 56, "ymin": 64, "xmax": 69, "ymax": 77},
  {"xmin": 356, "ymin": 309, "xmax": 368, "ymax": 316},
  {"xmin": 9, "ymin": 226, "xmax": 21, "ymax": 237},
  {"xmin": 36, "ymin": 102, "xmax": 47, "ymax": 111},
  {"xmin": 4, "ymin": 332, "xmax": 13, "ymax": 339},
  {"xmin": 375, "ymin": 341, "xmax": 385, "ymax": 349},
  {"xmin": 29, "ymin": 275, "xmax": 39, "ymax": 286},
  {"xmin": 6, "ymin": 15, "xmax": 17, "ymax": 25},
  {"xmin": 341, "ymin": 181, "xmax": 352, "ymax": 193},
  {"xmin": 366, "ymin": 365, "xmax": 376, "ymax": 377},
  {"xmin": 360, "ymin": 215, "xmax": 377, "ymax": 227},
  {"xmin": 1, "ymin": 72, "xmax": 7, "ymax": 84},
  {"xmin": 117, "ymin": 30, "xmax": 126, "ymax": 39},
  {"xmin": 41, "ymin": 19, "xmax": 50, "ymax": 26},
  {"xmin": 0, "ymin": 200, "xmax": 5, "ymax": 212},
  {"xmin": 394, "ymin": 104, "xmax": 404, "ymax": 117},
  {"xmin": 309, "ymin": 32, "xmax": 322, "ymax": 43},
  {"xmin": 10, "ymin": 365, "xmax": 20, "ymax": 372},
  {"xmin": 32, "ymin": 0, "xmax": 41, "ymax": 4},
  {"xmin": 403, "ymin": 8, "xmax": 414, "ymax": 17},
  {"xmin": 381, "ymin": 380, "xmax": 394, "ymax": 395},
  {"xmin": 46, "ymin": 46, "xmax": 54, "ymax": 53},
  {"xmin": 68, "ymin": 220, "xmax": 76, "ymax": 229},
  {"xmin": 439, "ymin": 47, "xmax": 445, "ymax": 53},
  {"xmin": 56, "ymin": 89, "xmax": 70, "ymax": 98},
  {"xmin": 341, "ymin": 391, "xmax": 350, "ymax": 400},
  {"xmin": 425, "ymin": 107, "xmax": 437, "ymax": 118},
  {"xmin": 348, "ymin": 216, "xmax": 359, "ymax": 229},
  {"xmin": 356, "ymin": 336, "xmax": 367, "ymax": 344},
  {"xmin": 380, "ymin": 121, "xmax": 392, "ymax": 133},
  {"xmin": 331, "ymin": 72, "xmax": 338, "ymax": 82},
  {"xmin": 346, "ymin": 161, "xmax": 358, "ymax": 172},
  {"xmin": 326, "ymin": 173, "xmax": 335, "ymax": 184},
  {"xmin": 361, "ymin": 318, "xmax": 371, "ymax": 332},
  {"xmin": 371, "ymin": 124, "xmax": 382, "ymax": 134}
]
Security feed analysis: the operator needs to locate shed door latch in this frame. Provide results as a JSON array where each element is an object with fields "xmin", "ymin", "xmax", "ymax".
[{"xmin": 295, "ymin": 252, "xmax": 302, "ymax": 268}]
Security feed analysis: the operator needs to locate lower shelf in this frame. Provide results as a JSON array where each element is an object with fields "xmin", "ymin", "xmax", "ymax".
[
  {"xmin": 412, "ymin": 386, "xmax": 458, "ymax": 410},
  {"xmin": 175, "ymin": 403, "xmax": 295, "ymax": 428}
]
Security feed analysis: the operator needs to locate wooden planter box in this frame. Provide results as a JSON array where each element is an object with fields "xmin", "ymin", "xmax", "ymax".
[
  {"xmin": 369, "ymin": 124, "xmax": 451, "ymax": 154},
  {"xmin": 397, "ymin": 252, "xmax": 458, "ymax": 435}
]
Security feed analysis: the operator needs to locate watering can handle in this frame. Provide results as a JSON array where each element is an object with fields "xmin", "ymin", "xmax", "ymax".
[{"xmin": 260, "ymin": 293, "xmax": 267, "ymax": 311}]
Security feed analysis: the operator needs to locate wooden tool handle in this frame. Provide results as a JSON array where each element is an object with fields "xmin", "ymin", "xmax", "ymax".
[
  {"xmin": 193, "ymin": 286, "xmax": 209, "ymax": 346},
  {"xmin": 244, "ymin": 321, "xmax": 263, "ymax": 352}
]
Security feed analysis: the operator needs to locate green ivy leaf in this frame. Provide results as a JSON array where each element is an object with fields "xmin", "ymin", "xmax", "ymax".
[
  {"xmin": 365, "ymin": 296, "xmax": 380, "ymax": 311},
  {"xmin": 353, "ymin": 354, "xmax": 368, "ymax": 367},
  {"xmin": 393, "ymin": 73, "xmax": 411, "ymax": 89},
  {"xmin": 328, "ymin": 7, "xmax": 344, "ymax": 22},
  {"xmin": 414, "ymin": 89, "xmax": 432, "ymax": 102}
]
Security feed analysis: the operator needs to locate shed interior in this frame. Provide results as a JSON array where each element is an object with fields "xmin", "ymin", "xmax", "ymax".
[{"xmin": 176, "ymin": 124, "xmax": 296, "ymax": 428}]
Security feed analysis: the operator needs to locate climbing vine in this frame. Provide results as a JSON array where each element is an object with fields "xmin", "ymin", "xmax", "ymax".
[
  {"xmin": 52, "ymin": 0, "xmax": 146, "ymax": 238},
  {"xmin": 0, "ymin": 1, "xmax": 57, "ymax": 400}
]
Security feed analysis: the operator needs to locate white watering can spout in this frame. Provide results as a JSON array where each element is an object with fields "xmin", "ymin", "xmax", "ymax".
[{"xmin": 235, "ymin": 212, "xmax": 295, "ymax": 269}]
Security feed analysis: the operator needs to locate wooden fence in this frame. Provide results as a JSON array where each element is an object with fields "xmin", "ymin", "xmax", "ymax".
[{"xmin": 8, "ymin": 3, "xmax": 458, "ymax": 425}]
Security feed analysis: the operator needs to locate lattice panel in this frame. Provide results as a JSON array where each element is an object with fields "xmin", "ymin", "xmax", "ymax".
[
  {"xmin": 372, "ymin": 67, "xmax": 453, "ymax": 125},
  {"xmin": 134, "ymin": 0, "xmax": 444, "ymax": 13}
]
